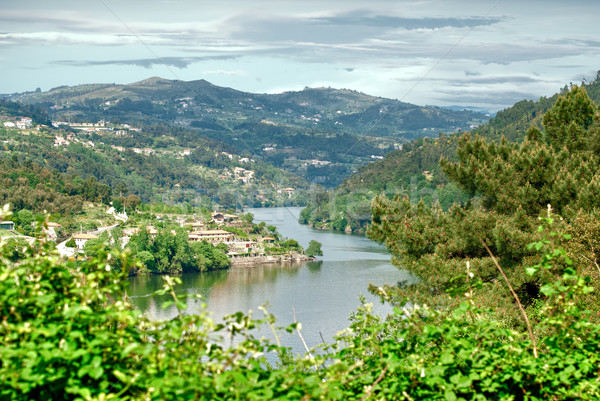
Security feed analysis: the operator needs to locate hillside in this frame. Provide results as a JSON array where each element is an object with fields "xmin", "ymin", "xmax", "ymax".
[
  {"xmin": 11, "ymin": 77, "xmax": 485, "ymax": 136},
  {"xmin": 7, "ymin": 77, "xmax": 486, "ymax": 187},
  {"xmin": 300, "ymin": 72, "xmax": 600, "ymax": 232},
  {"xmin": 0, "ymin": 114, "xmax": 309, "ymax": 214}
]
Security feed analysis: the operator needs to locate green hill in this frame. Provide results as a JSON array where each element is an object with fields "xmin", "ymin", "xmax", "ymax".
[
  {"xmin": 300, "ymin": 72, "xmax": 600, "ymax": 232},
  {"xmin": 0, "ymin": 115, "xmax": 309, "ymax": 215},
  {"xmin": 7, "ymin": 77, "xmax": 485, "ymax": 187}
]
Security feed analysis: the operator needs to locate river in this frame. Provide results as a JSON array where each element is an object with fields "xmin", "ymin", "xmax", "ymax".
[{"xmin": 128, "ymin": 207, "xmax": 414, "ymax": 354}]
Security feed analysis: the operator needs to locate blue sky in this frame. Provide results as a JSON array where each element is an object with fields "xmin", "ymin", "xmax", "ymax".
[{"xmin": 1, "ymin": 0, "xmax": 599, "ymax": 110}]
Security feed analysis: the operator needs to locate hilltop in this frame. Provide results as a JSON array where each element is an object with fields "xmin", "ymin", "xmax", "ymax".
[
  {"xmin": 11, "ymin": 76, "xmax": 484, "ymax": 136},
  {"xmin": 7, "ymin": 77, "xmax": 485, "ymax": 187}
]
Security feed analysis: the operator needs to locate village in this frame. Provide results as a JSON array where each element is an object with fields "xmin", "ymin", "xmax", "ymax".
[{"xmin": 0, "ymin": 205, "xmax": 314, "ymax": 270}]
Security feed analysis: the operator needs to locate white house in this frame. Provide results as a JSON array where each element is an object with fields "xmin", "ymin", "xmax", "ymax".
[
  {"xmin": 0, "ymin": 221, "xmax": 15, "ymax": 230},
  {"xmin": 73, "ymin": 233, "xmax": 98, "ymax": 249},
  {"xmin": 43, "ymin": 222, "xmax": 61, "ymax": 241},
  {"xmin": 188, "ymin": 229, "xmax": 233, "ymax": 243}
]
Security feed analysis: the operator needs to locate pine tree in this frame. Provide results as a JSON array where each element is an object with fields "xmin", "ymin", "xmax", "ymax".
[{"xmin": 369, "ymin": 85, "xmax": 600, "ymax": 324}]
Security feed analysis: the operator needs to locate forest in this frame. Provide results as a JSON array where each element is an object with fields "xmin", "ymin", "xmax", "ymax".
[{"xmin": 10, "ymin": 77, "xmax": 485, "ymax": 187}]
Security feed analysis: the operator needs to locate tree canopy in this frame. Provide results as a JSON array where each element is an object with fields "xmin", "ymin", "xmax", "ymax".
[{"xmin": 369, "ymin": 85, "xmax": 600, "ymax": 325}]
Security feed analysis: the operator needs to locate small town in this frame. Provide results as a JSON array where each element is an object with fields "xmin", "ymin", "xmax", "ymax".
[{"xmin": 0, "ymin": 205, "xmax": 316, "ymax": 271}]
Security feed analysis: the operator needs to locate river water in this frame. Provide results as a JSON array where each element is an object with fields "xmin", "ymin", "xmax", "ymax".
[{"xmin": 128, "ymin": 207, "xmax": 413, "ymax": 354}]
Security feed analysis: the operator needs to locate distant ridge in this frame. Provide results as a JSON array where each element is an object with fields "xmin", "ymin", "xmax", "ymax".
[{"xmin": 8, "ymin": 77, "xmax": 486, "ymax": 187}]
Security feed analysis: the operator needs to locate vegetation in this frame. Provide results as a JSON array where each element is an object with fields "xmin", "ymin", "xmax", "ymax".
[
  {"xmin": 0, "ymin": 99, "xmax": 52, "ymax": 125},
  {"xmin": 4, "ymin": 74, "xmax": 600, "ymax": 399},
  {"xmin": 0, "ymin": 155, "xmax": 108, "ymax": 216},
  {"xmin": 4, "ymin": 199, "xmax": 600, "ymax": 399},
  {"xmin": 301, "ymin": 74, "xmax": 600, "ymax": 232},
  {"xmin": 0, "ymin": 121, "xmax": 308, "ymax": 209},
  {"xmin": 126, "ymin": 226, "xmax": 229, "ymax": 274},
  {"xmin": 368, "ymin": 85, "xmax": 600, "ymax": 325},
  {"xmin": 11, "ymin": 77, "xmax": 485, "ymax": 187},
  {"xmin": 305, "ymin": 240, "xmax": 323, "ymax": 257}
]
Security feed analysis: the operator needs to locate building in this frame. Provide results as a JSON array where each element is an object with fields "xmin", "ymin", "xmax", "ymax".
[
  {"xmin": 123, "ymin": 227, "xmax": 140, "ymax": 236},
  {"xmin": 227, "ymin": 240, "xmax": 256, "ymax": 254},
  {"xmin": 183, "ymin": 221, "xmax": 205, "ymax": 230},
  {"xmin": 211, "ymin": 213, "xmax": 225, "ymax": 224},
  {"xmin": 188, "ymin": 229, "xmax": 233, "ymax": 243},
  {"xmin": 73, "ymin": 233, "xmax": 98, "ymax": 249},
  {"xmin": 43, "ymin": 222, "xmax": 61, "ymax": 240},
  {"xmin": 146, "ymin": 226, "xmax": 158, "ymax": 238},
  {"xmin": 54, "ymin": 136, "xmax": 70, "ymax": 147},
  {"xmin": 223, "ymin": 213, "xmax": 240, "ymax": 222},
  {"xmin": 0, "ymin": 221, "xmax": 15, "ymax": 230}
]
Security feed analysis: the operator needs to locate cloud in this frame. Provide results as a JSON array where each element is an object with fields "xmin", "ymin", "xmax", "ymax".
[
  {"xmin": 224, "ymin": 9, "xmax": 506, "ymax": 46},
  {"xmin": 545, "ymin": 38, "xmax": 600, "ymax": 48},
  {"xmin": 434, "ymin": 89, "xmax": 539, "ymax": 108},
  {"xmin": 53, "ymin": 55, "xmax": 240, "ymax": 69},
  {"xmin": 202, "ymin": 69, "xmax": 248, "ymax": 76},
  {"xmin": 0, "ymin": 31, "xmax": 145, "ymax": 46},
  {"xmin": 314, "ymin": 11, "xmax": 506, "ymax": 30},
  {"xmin": 445, "ymin": 75, "xmax": 547, "ymax": 86}
]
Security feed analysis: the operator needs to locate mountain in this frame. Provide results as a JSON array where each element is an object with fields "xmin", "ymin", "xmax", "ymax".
[
  {"xmin": 6, "ymin": 77, "xmax": 486, "ymax": 187},
  {"xmin": 10, "ymin": 77, "xmax": 484, "ymax": 136}
]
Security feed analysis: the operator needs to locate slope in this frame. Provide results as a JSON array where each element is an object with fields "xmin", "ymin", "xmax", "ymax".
[
  {"xmin": 7, "ymin": 77, "xmax": 486, "ymax": 187},
  {"xmin": 300, "ymin": 72, "xmax": 600, "ymax": 232}
]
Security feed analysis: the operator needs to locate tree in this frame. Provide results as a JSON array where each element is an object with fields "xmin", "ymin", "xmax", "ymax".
[
  {"xmin": 369, "ymin": 85, "xmax": 600, "ymax": 324},
  {"xmin": 124, "ymin": 194, "xmax": 141, "ymax": 211},
  {"xmin": 16, "ymin": 209, "xmax": 34, "ymax": 235},
  {"xmin": 283, "ymin": 239, "xmax": 301, "ymax": 252},
  {"xmin": 305, "ymin": 240, "xmax": 323, "ymax": 257}
]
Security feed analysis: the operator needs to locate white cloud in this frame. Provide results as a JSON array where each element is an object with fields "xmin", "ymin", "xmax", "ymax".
[{"xmin": 202, "ymin": 69, "xmax": 248, "ymax": 76}]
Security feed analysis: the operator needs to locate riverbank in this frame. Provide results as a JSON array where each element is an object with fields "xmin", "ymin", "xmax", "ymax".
[
  {"xmin": 305, "ymin": 221, "xmax": 367, "ymax": 235},
  {"xmin": 229, "ymin": 252, "xmax": 314, "ymax": 266}
]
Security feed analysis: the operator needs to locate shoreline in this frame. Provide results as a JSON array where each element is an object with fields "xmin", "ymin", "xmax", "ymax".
[{"xmin": 229, "ymin": 252, "xmax": 315, "ymax": 266}]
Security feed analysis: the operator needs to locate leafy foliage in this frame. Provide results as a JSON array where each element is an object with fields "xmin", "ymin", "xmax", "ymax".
[
  {"xmin": 368, "ymin": 85, "xmax": 600, "ymax": 325},
  {"xmin": 1, "ymin": 119, "xmax": 308, "ymax": 209},
  {"xmin": 0, "ymin": 155, "xmax": 108, "ymax": 215},
  {"xmin": 127, "ymin": 226, "xmax": 229, "ymax": 274},
  {"xmin": 305, "ymin": 240, "xmax": 323, "ymax": 257}
]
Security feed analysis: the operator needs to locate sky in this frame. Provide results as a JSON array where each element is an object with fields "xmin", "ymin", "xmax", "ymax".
[{"xmin": 1, "ymin": 0, "xmax": 599, "ymax": 110}]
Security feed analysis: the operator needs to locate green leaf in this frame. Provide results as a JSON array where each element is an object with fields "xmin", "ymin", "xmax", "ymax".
[
  {"xmin": 445, "ymin": 390, "xmax": 457, "ymax": 401},
  {"xmin": 441, "ymin": 351, "xmax": 455, "ymax": 365},
  {"xmin": 540, "ymin": 284, "xmax": 557, "ymax": 296},
  {"xmin": 525, "ymin": 267, "xmax": 538, "ymax": 276},
  {"xmin": 452, "ymin": 302, "xmax": 469, "ymax": 318},
  {"xmin": 89, "ymin": 365, "xmax": 104, "ymax": 379}
]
